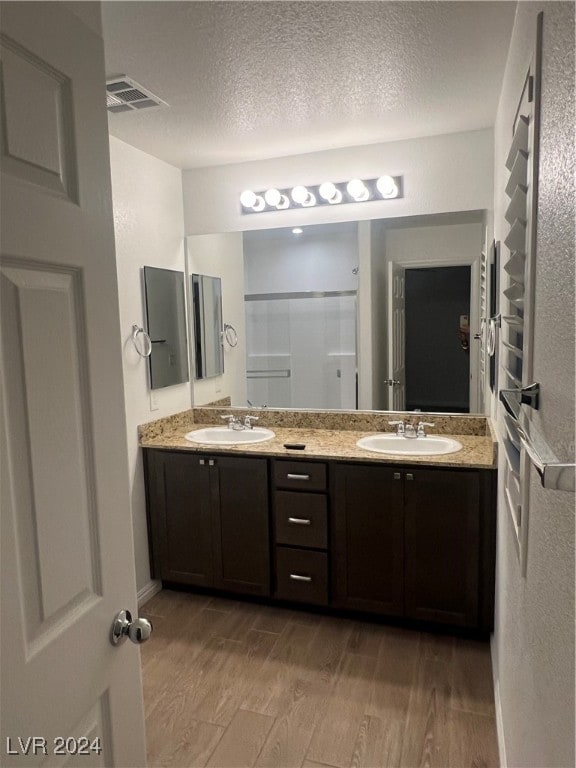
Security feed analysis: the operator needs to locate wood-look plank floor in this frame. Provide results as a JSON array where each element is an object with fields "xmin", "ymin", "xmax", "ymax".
[{"xmin": 141, "ymin": 590, "xmax": 499, "ymax": 768}]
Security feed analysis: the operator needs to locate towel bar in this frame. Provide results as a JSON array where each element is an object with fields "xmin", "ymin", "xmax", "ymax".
[{"xmin": 500, "ymin": 384, "xmax": 575, "ymax": 492}]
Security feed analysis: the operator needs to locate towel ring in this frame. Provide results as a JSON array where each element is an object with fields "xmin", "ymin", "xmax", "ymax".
[
  {"xmin": 223, "ymin": 323, "xmax": 238, "ymax": 348},
  {"xmin": 132, "ymin": 325, "xmax": 152, "ymax": 357}
]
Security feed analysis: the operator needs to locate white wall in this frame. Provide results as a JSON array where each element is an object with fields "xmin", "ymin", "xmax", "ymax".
[
  {"xmin": 243, "ymin": 225, "xmax": 358, "ymax": 294},
  {"xmin": 357, "ymin": 221, "xmax": 373, "ymax": 409},
  {"xmin": 491, "ymin": 4, "xmax": 575, "ymax": 767},
  {"xmin": 182, "ymin": 129, "xmax": 493, "ymax": 235},
  {"xmin": 110, "ymin": 136, "xmax": 190, "ymax": 594},
  {"xmin": 186, "ymin": 233, "xmax": 247, "ymax": 407}
]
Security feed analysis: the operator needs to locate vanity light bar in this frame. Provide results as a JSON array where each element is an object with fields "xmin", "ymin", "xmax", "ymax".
[{"xmin": 239, "ymin": 176, "xmax": 403, "ymax": 214}]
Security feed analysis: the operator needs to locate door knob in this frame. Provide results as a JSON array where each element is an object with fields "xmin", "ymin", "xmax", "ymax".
[{"xmin": 111, "ymin": 609, "xmax": 153, "ymax": 646}]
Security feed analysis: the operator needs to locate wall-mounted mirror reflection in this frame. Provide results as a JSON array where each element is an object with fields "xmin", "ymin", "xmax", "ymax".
[
  {"xmin": 191, "ymin": 273, "xmax": 224, "ymax": 379},
  {"xmin": 143, "ymin": 266, "xmax": 189, "ymax": 389},
  {"xmin": 244, "ymin": 223, "xmax": 358, "ymax": 410},
  {"xmin": 187, "ymin": 210, "xmax": 486, "ymax": 414}
]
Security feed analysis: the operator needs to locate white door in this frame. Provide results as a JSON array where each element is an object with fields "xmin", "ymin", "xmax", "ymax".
[
  {"xmin": 387, "ymin": 262, "xmax": 406, "ymax": 410},
  {"xmin": 0, "ymin": 4, "xmax": 147, "ymax": 766}
]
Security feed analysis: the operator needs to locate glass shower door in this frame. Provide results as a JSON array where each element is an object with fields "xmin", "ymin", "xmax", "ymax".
[{"xmin": 245, "ymin": 291, "xmax": 357, "ymax": 409}]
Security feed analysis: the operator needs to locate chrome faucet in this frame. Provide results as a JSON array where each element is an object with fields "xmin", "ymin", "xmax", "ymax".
[
  {"xmin": 244, "ymin": 415, "xmax": 259, "ymax": 429},
  {"xmin": 388, "ymin": 419, "xmax": 435, "ymax": 438},
  {"xmin": 404, "ymin": 422, "xmax": 418, "ymax": 439},
  {"xmin": 220, "ymin": 414, "xmax": 244, "ymax": 431}
]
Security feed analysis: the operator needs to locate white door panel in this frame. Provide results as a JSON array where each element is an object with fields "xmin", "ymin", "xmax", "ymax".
[{"xmin": 1, "ymin": 4, "xmax": 146, "ymax": 766}]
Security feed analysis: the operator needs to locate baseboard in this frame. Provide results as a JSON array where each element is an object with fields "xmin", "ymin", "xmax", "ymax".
[
  {"xmin": 491, "ymin": 635, "xmax": 508, "ymax": 768},
  {"xmin": 137, "ymin": 579, "xmax": 162, "ymax": 607}
]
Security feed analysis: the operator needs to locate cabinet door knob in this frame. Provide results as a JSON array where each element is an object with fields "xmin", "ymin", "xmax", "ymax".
[
  {"xmin": 288, "ymin": 517, "xmax": 312, "ymax": 525},
  {"xmin": 287, "ymin": 473, "xmax": 310, "ymax": 481},
  {"xmin": 393, "ymin": 472, "xmax": 401, "ymax": 480},
  {"xmin": 289, "ymin": 573, "xmax": 312, "ymax": 582},
  {"xmin": 406, "ymin": 473, "xmax": 414, "ymax": 481},
  {"xmin": 208, "ymin": 459, "xmax": 215, "ymax": 466},
  {"xmin": 199, "ymin": 459, "xmax": 205, "ymax": 465}
]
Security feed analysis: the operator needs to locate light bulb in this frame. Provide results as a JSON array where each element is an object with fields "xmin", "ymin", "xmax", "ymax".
[
  {"xmin": 251, "ymin": 195, "xmax": 265, "ymax": 212},
  {"xmin": 376, "ymin": 175, "xmax": 398, "ymax": 198},
  {"xmin": 265, "ymin": 188, "xmax": 289, "ymax": 209},
  {"xmin": 264, "ymin": 188, "xmax": 281, "ymax": 206},
  {"xmin": 346, "ymin": 178, "xmax": 369, "ymax": 202},
  {"xmin": 291, "ymin": 185, "xmax": 310, "ymax": 204},
  {"xmin": 275, "ymin": 194, "xmax": 290, "ymax": 209},
  {"xmin": 291, "ymin": 186, "xmax": 316, "ymax": 207},
  {"xmin": 240, "ymin": 189, "xmax": 257, "ymax": 208},
  {"xmin": 319, "ymin": 182, "xmax": 342, "ymax": 204}
]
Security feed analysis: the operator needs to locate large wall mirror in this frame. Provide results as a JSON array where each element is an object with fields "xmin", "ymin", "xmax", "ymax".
[
  {"xmin": 143, "ymin": 266, "xmax": 189, "ymax": 389},
  {"xmin": 187, "ymin": 210, "xmax": 490, "ymax": 414},
  {"xmin": 191, "ymin": 273, "xmax": 224, "ymax": 379}
]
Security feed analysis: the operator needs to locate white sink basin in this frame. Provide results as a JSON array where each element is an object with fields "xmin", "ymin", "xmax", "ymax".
[
  {"xmin": 184, "ymin": 426, "xmax": 276, "ymax": 446},
  {"xmin": 356, "ymin": 433, "xmax": 463, "ymax": 456}
]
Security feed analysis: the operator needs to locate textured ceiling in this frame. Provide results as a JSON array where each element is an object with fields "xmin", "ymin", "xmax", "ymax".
[{"xmin": 102, "ymin": 1, "xmax": 516, "ymax": 169}]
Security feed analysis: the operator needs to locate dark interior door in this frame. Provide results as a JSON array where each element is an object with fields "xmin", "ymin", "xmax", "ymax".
[{"xmin": 405, "ymin": 265, "xmax": 471, "ymax": 412}]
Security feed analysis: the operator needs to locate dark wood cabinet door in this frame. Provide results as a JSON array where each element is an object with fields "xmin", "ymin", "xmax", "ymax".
[
  {"xmin": 404, "ymin": 469, "xmax": 480, "ymax": 627},
  {"xmin": 332, "ymin": 464, "xmax": 404, "ymax": 615},
  {"xmin": 150, "ymin": 451, "xmax": 215, "ymax": 587},
  {"xmin": 212, "ymin": 456, "xmax": 270, "ymax": 596}
]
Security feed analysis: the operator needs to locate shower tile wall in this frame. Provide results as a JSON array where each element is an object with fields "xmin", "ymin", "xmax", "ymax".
[
  {"xmin": 246, "ymin": 295, "xmax": 356, "ymax": 409},
  {"xmin": 243, "ymin": 224, "xmax": 358, "ymax": 410}
]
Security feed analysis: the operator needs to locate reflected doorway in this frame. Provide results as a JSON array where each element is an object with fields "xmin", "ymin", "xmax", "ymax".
[{"xmin": 404, "ymin": 265, "xmax": 472, "ymax": 412}]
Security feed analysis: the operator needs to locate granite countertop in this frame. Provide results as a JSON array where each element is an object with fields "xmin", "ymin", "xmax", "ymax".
[{"xmin": 140, "ymin": 422, "xmax": 497, "ymax": 469}]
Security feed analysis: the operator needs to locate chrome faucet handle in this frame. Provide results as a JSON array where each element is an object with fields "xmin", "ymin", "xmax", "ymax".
[
  {"xmin": 388, "ymin": 420, "xmax": 405, "ymax": 436},
  {"xmin": 416, "ymin": 421, "xmax": 435, "ymax": 437},
  {"xmin": 244, "ymin": 415, "xmax": 259, "ymax": 428},
  {"xmin": 220, "ymin": 414, "xmax": 238, "ymax": 429}
]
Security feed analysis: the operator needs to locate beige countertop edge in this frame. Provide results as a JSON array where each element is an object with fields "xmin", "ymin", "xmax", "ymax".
[{"xmin": 140, "ymin": 425, "xmax": 497, "ymax": 470}]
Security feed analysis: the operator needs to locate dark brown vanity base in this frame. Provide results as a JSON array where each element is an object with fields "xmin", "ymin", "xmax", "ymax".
[{"xmin": 144, "ymin": 450, "xmax": 496, "ymax": 634}]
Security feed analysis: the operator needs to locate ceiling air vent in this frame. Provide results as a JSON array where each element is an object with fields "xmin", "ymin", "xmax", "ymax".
[{"xmin": 106, "ymin": 76, "xmax": 168, "ymax": 114}]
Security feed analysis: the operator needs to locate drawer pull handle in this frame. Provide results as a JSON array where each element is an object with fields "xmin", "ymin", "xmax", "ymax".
[
  {"xmin": 286, "ymin": 473, "xmax": 310, "ymax": 480},
  {"xmin": 289, "ymin": 573, "xmax": 312, "ymax": 582},
  {"xmin": 288, "ymin": 517, "xmax": 312, "ymax": 526}
]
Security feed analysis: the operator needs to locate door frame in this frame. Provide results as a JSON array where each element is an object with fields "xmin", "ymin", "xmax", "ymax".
[{"xmin": 387, "ymin": 256, "xmax": 481, "ymax": 413}]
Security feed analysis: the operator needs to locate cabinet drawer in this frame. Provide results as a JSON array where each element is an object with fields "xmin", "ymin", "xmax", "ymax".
[
  {"xmin": 273, "ymin": 460, "xmax": 327, "ymax": 492},
  {"xmin": 275, "ymin": 547, "xmax": 328, "ymax": 605},
  {"xmin": 274, "ymin": 491, "xmax": 328, "ymax": 549}
]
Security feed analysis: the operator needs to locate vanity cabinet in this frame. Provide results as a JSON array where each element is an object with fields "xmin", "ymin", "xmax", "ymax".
[
  {"xmin": 332, "ymin": 465, "xmax": 404, "ymax": 615},
  {"xmin": 332, "ymin": 464, "xmax": 495, "ymax": 630},
  {"xmin": 144, "ymin": 450, "xmax": 270, "ymax": 596},
  {"xmin": 143, "ymin": 448, "xmax": 495, "ymax": 632},
  {"xmin": 272, "ymin": 460, "xmax": 329, "ymax": 606},
  {"xmin": 404, "ymin": 468, "xmax": 481, "ymax": 626}
]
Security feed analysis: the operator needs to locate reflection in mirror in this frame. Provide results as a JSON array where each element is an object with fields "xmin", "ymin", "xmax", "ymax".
[
  {"xmin": 244, "ymin": 222, "xmax": 358, "ymax": 410},
  {"xmin": 191, "ymin": 273, "xmax": 224, "ymax": 379},
  {"xmin": 404, "ymin": 266, "xmax": 471, "ymax": 412},
  {"xmin": 241, "ymin": 213, "xmax": 484, "ymax": 413},
  {"xmin": 143, "ymin": 266, "xmax": 189, "ymax": 389}
]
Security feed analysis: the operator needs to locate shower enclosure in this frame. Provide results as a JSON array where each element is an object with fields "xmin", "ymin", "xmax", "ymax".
[{"xmin": 245, "ymin": 290, "xmax": 357, "ymax": 409}]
